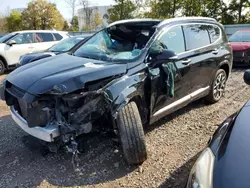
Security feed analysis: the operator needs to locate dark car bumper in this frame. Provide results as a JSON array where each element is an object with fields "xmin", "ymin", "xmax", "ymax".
[{"xmin": 233, "ymin": 52, "xmax": 250, "ymax": 65}]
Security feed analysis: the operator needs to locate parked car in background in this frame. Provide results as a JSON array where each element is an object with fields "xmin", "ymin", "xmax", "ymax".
[
  {"xmin": 186, "ymin": 70, "xmax": 250, "ymax": 188},
  {"xmin": 0, "ymin": 34, "xmax": 5, "ymax": 38},
  {"xmin": 0, "ymin": 30, "xmax": 69, "ymax": 74},
  {"xmin": 17, "ymin": 35, "xmax": 91, "ymax": 67},
  {"xmin": 229, "ymin": 30, "xmax": 250, "ymax": 65},
  {"xmin": 0, "ymin": 17, "xmax": 232, "ymax": 165}
]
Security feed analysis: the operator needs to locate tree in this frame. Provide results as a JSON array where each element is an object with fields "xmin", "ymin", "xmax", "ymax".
[
  {"xmin": 182, "ymin": 0, "xmax": 203, "ymax": 16},
  {"xmin": 107, "ymin": 0, "xmax": 136, "ymax": 23},
  {"xmin": 144, "ymin": 0, "xmax": 182, "ymax": 18},
  {"xmin": 64, "ymin": 0, "xmax": 77, "ymax": 21},
  {"xmin": 63, "ymin": 20, "xmax": 69, "ymax": 30},
  {"xmin": 70, "ymin": 16, "xmax": 79, "ymax": 31},
  {"xmin": 6, "ymin": 10, "xmax": 22, "ymax": 32},
  {"xmin": 228, "ymin": 0, "xmax": 250, "ymax": 23},
  {"xmin": 93, "ymin": 11, "xmax": 103, "ymax": 29},
  {"xmin": 22, "ymin": 0, "xmax": 64, "ymax": 30},
  {"xmin": 79, "ymin": 0, "xmax": 95, "ymax": 30}
]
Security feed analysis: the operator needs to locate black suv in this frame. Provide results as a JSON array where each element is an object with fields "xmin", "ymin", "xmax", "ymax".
[{"xmin": 0, "ymin": 18, "xmax": 232, "ymax": 165}]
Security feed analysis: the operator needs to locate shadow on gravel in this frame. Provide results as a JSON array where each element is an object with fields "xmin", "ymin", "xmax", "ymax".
[
  {"xmin": 0, "ymin": 115, "xmax": 136, "ymax": 187},
  {"xmin": 158, "ymin": 152, "xmax": 201, "ymax": 188}
]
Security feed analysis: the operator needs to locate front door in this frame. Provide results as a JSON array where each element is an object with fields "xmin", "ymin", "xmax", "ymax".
[
  {"xmin": 148, "ymin": 25, "xmax": 193, "ymax": 121},
  {"xmin": 4, "ymin": 33, "xmax": 34, "ymax": 65}
]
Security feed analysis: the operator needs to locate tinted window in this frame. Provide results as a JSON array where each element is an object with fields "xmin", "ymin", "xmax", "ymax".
[
  {"xmin": 11, "ymin": 33, "xmax": 34, "ymax": 44},
  {"xmin": 49, "ymin": 37, "xmax": 84, "ymax": 52},
  {"xmin": 229, "ymin": 31, "xmax": 250, "ymax": 42},
  {"xmin": 183, "ymin": 25, "xmax": 210, "ymax": 50},
  {"xmin": 35, "ymin": 33, "xmax": 55, "ymax": 42},
  {"xmin": 158, "ymin": 26, "xmax": 185, "ymax": 53},
  {"xmin": 207, "ymin": 25, "xmax": 220, "ymax": 43},
  {"xmin": 0, "ymin": 33, "xmax": 18, "ymax": 43},
  {"xmin": 54, "ymin": 33, "xmax": 63, "ymax": 41}
]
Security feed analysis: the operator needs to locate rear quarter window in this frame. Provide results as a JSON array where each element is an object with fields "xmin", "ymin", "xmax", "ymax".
[
  {"xmin": 35, "ymin": 33, "xmax": 55, "ymax": 42},
  {"xmin": 206, "ymin": 25, "xmax": 220, "ymax": 43},
  {"xmin": 53, "ymin": 33, "xmax": 63, "ymax": 41},
  {"xmin": 183, "ymin": 24, "xmax": 210, "ymax": 50}
]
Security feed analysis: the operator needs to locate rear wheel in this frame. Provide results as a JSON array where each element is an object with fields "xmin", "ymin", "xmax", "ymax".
[
  {"xmin": 205, "ymin": 69, "xmax": 227, "ymax": 104},
  {"xmin": 0, "ymin": 60, "xmax": 5, "ymax": 75},
  {"xmin": 116, "ymin": 101, "xmax": 147, "ymax": 165}
]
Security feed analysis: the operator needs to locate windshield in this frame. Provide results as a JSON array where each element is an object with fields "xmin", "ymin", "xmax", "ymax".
[
  {"xmin": 73, "ymin": 30, "xmax": 144, "ymax": 62},
  {"xmin": 229, "ymin": 31, "xmax": 250, "ymax": 42},
  {"xmin": 0, "ymin": 33, "xmax": 18, "ymax": 43},
  {"xmin": 48, "ymin": 37, "xmax": 84, "ymax": 52}
]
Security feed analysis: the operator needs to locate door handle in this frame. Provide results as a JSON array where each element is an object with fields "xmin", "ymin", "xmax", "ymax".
[
  {"xmin": 181, "ymin": 59, "xmax": 191, "ymax": 65},
  {"xmin": 28, "ymin": 46, "xmax": 34, "ymax": 49},
  {"xmin": 212, "ymin": 49, "xmax": 219, "ymax": 55}
]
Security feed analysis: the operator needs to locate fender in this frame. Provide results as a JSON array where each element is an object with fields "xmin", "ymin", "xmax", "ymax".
[{"xmin": 104, "ymin": 71, "xmax": 148, "ymax": 118}]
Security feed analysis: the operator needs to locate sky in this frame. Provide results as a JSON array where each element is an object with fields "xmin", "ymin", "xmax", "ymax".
[{"xmin": 0, "ymin": 0, "xmax": 114, "ymax": 21}]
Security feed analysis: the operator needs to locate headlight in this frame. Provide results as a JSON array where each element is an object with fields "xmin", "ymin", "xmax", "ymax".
[{"xmin": 187, "ymin": 148, "xmax": 215, "ymax": 188}]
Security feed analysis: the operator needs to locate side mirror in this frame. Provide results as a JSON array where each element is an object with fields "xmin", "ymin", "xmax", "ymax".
[
  {"xmin": 154, "ymin": 49, "xmax": 178, "ymax": 61},
  {"xmin": 244, "ymin": 69, "xmax": 250, "ymax": 85},
  {"xmin": 7, "ymin": 40, "xmax": 16, "ymax": 46},
  {"xmin": 149, "ymin": 49, "xmax": 178, "ymax": 66}
]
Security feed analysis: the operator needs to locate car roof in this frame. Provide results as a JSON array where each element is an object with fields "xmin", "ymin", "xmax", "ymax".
[
  {"xmin": 107, "ymin": 18, "xmax": 161, "ymax": 27},
  {"xmin": 157, "ymin": 17, "xmax": 217, "ymax": 27},
  {"xmin": 11, "ymin": 30, "xmax": 68, "ymax": 34},
  {"xmin": 107, "ymin": 17, "xmax": 218, "ymax": 29}
]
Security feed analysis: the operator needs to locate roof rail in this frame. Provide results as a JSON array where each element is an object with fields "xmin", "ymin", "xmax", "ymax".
[{"xmin": 158, "ymin": 17, "xmax": 217, "ymax": 27}]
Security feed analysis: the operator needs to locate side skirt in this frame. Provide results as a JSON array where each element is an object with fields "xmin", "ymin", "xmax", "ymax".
[{"xmin": 149, "ymin": 86, "xmax": 210, "ymax": 124}]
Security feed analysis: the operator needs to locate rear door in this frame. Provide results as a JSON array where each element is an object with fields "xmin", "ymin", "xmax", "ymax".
[
  {"xmin": 182, "ymin": 24, "xmax": 220, "ymax": 92},
  {"xmin": 4, "ymin": 32, "xmax": 35, "ymax": 65}
]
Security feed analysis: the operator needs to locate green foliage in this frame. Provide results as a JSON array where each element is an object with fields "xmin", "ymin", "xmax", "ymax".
[
  {"xmin": 21, "ymin": 0, "xmax": 64, "ymax": 30},
  {"xmin": 107, "ymin": 0, "xmax": 136, "ymax": 23},
  {"xmin": 144, "ymin": 0, "xmax": 181, "ymax": 18},
  {"xmin": 144, "ymin": 0, "xmax": 250, "ymax": 24},
  {"xmin": 63, "ymin": 20, "xmax": 69, "ymax": 30},
  {"xmin": 228, "ymin": 0, "xmax": 250, "ymax": 23},
  {"xmin": 6, "ymin": 10, "xmax": 22, "ymax": 32},
  {"xmin": 71, "ymin": 16, "xmax": 79, "ymax": 28},
  {"xmin": 93, "ymin": 11, "xmax": 103, "ymax": 29}
]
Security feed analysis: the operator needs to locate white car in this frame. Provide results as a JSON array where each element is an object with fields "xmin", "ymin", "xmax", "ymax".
[{"xmin": 0, "ymin": 30, "xmax": 69, "ymax": 74}]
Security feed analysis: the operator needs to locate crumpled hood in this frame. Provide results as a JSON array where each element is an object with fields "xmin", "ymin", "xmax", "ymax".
[
  {"xmin": 230, "ymin": 42, "xmax": 250, "ymax": 51},
  {"xmin": 213, "ymin": 100, "xmax": 250, "ymax": 188},
  {"xmin": 7, "ymin": 54, "xmax": 127, "ymax": 94}
]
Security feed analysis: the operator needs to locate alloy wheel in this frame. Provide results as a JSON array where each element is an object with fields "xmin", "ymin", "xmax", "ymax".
[{"xmin": 213, "ymin": 72, "xmax": 227, "ymax": 100}]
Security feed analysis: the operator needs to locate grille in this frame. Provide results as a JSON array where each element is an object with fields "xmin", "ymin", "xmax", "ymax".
[{"xmin": 233, "ymin": 51, "xmax": 244, "ymax": 57}]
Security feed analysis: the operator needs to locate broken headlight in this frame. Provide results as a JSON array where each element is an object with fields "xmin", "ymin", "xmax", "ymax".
[
  {"xmin": 187, "ymin": 148, "xmax": 215, "ymax": 188},
  {"xmin": 49, "ymin": 84, "xmax": 68, "ymax": 95}
]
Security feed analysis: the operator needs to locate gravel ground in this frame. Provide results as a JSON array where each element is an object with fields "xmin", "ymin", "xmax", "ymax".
[{"xmin": 0, "ymin": 69, "xmax": 249, "ymax": 188}]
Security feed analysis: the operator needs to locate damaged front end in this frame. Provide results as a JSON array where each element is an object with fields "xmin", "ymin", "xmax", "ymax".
[{"xmin": 4, "ymin": 80, "xmax": 111, "ymax": 144}]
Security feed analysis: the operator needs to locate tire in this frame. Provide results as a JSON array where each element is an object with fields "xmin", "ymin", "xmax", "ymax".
[
  {"xmin": 116, "ymin": 101, "xmax": 147, "ymax": 165},
  {"xmin": 0, "ymin": 60, "xmax": 5, "ymax": 75},
  {"xmin": 205, "ymin": 69, "xmax": 227, "ymax": 104}
]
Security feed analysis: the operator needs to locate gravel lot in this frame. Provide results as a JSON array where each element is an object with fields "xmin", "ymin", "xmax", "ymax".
[{"xmin": 0, "ymin": 69, "xmax": 249, "ymax": 188}]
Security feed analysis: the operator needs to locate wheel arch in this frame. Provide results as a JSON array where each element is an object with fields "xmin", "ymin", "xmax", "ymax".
[
  {"xmin": 219, "ymin": 63, "xmax": 230, "ymax": 79},
  {"xmin": 0, "ymin": 55, "xmax": 7, "ymax": 69}
]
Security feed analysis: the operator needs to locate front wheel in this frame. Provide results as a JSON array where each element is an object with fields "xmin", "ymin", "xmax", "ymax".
[
  {"xmin": 0, "ymin": 60, "xmax": 5, "ymax": 75},
  {"xmin": 205, "ymin": 69, "xmax": 227, "ymax": 104},
  {"xmin": 116, "ymin": 101, "xmax": 147, "ymax": 165}
]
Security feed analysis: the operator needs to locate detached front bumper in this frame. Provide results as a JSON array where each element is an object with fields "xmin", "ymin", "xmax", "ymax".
[{"xmin": 10, "ymin": 106, "xmax": 60, "ymax": 142}]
